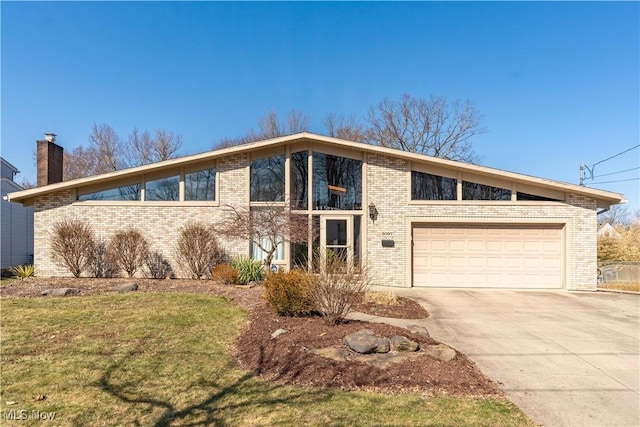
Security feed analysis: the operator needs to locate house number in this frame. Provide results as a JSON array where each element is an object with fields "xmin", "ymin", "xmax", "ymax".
[{"xmin": 382, "ymin": 232, "xmax": 393, "ymax": 236}]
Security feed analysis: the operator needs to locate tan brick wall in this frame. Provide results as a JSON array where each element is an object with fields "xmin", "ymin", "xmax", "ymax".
[
  {"xmin": 33, "ymin": 149, "xmax": 600, "ymax": 290},
  {"xmin": 365, "ymin": 153, "xmax": 599, "ymax": 290},
  {"xmin": 34, "ymin": 155, "xmax": 250, "ymax": 278}
]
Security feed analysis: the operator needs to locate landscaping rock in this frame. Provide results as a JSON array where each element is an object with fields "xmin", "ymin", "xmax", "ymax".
[
  {"xmin": 389, "ymin": 335, "xmax": 419, "ymax": 352},
  {"xmin": 271, "ymin": 328, "xmax": 288, "ymax": 339},
  {"xmin": 406, "ymin": 324, "xmax": 430, "ymax": 339},
  {"xmin": 343, "ymin": 329, "xmax": 390, "ymax": 354},
  {"xmin": 424, "ymin": 344, "xmax": 457, "ymax": 362},
  {"xmin": 312, "ymin": 347, "xmax": 350, "ymax": 362},
  {"xmin": 112, "ymin": 283, "xmax": 138, "ymax": 293},
  {"xmin": 41, "ymin": 288, "xmax": 80, "ymax": 297}
]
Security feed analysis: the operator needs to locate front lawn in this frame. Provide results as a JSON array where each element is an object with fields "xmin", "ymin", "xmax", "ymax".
[{"xmin": 1, "ymin": 292, "xmax": 534, "ymax": 426}]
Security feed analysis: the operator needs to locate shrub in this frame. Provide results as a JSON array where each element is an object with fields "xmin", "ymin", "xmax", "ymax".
[
  {"xmin": 108, "ymin": 229, "xmax": 150, "ymax": 277},
  {"xmin": 231, "ymin": 256, "xmax": 263, "ymax": 285},
  {"xmin": 264, "ymin": 269, "xmax": 317, "ymax": 316},
  {"xmin": 310, "ymin": 250, "xmax": 373, "ymax": 325},
  {"xmin": 175, "ymin": 222, "xmax": 222, "ymax": 279},
  {"xmin": 50, "ymin": 219, "xmax": 96, "ymax": 277},
  {"xmin": 10, "ymin": 264, "xmax": 35, "ymax": 279},
  {"xmin": 92, "ymin": 238, "xmax": 119, "ymax": 278},
  {"xmin": 146, "ymin": 251, "xmax": 173, "ymax": 279},
  {"xmin": 211, "ymin": 263, "xmax": 238, "ymax": 285}
]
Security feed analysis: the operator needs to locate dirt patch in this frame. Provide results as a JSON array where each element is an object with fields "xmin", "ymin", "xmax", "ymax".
[
  {"xmin": 2, "ymin": 277, "xmax": 500, "ymax": 397},
  {"xmin": 350, "ymin": 294, "xmax": 429, "ymax": 319}
]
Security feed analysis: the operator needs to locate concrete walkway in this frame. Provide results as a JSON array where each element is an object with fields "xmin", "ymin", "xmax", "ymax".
[{"xmin": 354, "ymin": 288, "xmax": 640, "ymax": 427}]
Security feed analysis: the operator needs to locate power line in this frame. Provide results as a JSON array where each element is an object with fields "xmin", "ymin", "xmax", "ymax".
[
  {"xmin": 579, "ymin": 144, "xmax": 640, "ymax": 185},
  {"xmin": 589, "ymin": 177, "xmax": 640, "ymax": 185},
  {"xmin": 592, "ymin": 144, "xmax": 640, "ymax": 167},
  {"xmin": 593, "ymin": 166, "xmax": 640, "ymax": 178}
]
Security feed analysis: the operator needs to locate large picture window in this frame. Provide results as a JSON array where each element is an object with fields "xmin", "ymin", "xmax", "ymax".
[
  {"xmin": 462, "ymin": 181, "xmax": 511, "ymax": 200},
  {"xmin": 185, "ymin": 168, "xmax": 216, "ymax": 201},
  {"xmin": 250, "ymin": 155, "xmax": 285, "ymax": 202},
  {"xmin": 411, "ymin": 171, "xmax": 457, "ymax": 200},
  {"xmin": 313, "ymin": 153, "xmax": 362, "ymax": 210},
  {"xmin": 145, "ymin": 175, "xmax": 179, "ymax": 201}
]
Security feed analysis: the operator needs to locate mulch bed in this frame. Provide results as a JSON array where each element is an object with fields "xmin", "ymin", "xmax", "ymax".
[{"xmin": 1, "ymin": 277, "xmax": 501, "ymax": 397}]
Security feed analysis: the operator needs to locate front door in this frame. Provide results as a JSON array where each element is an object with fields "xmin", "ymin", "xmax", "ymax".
[{"xmin": 320, "ymin": 216, "xmax": 355, "ymax": 269}]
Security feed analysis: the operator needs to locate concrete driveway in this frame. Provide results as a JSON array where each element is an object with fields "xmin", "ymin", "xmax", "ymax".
[{"xmin": 387, "ymin": 288, "xmax": 639, "ymax": 427}]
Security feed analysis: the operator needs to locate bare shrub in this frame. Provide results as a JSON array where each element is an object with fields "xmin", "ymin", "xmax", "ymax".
[
  {"xmin": 175, "ymin": 222, "xmax": 222, "ymax": 279},
  {"xmin": 310, "ymin": 250, "xmax": 373, "ymax": 325},
  {"xmin": 50, "ymin": 219, "xmax": 96, "ymax": 277},
  {"xmin": 146, "ymin": 251, "xmax": 173, "ymax": 279},
  {"xmin": 92, "ymin": 238, "xmax": 119, "ymax": 278},
  {"xmin": 108, "ymin": 229, "xmax": 150, "ymax": 277}
]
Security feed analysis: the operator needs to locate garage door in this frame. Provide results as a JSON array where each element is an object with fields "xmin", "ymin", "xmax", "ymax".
[{"xmin": 412, "ymin": 224, "xmax": 564, "ymax": 288}]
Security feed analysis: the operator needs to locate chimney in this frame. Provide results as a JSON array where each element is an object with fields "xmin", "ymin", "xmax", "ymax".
[{"xmin": 37, "ymin": 133, "xmax": 64, "ymax": 186}]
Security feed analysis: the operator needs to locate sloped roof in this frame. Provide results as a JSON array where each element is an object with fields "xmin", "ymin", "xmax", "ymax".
[{"xmin": 8, "ymin": 132, "xmax": 624, "ymax": 207}]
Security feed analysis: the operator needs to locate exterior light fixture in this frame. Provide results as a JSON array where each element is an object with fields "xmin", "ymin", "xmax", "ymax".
[{"xmin": 368, "ymin": 202, "xmax": 378, "ymax": 221}]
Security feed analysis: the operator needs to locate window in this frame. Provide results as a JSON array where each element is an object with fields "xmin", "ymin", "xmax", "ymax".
[
  {"xmin": 411, "ymin": 171, "xmax": 457, "ymax": 200},
  {"xmin": 462, "ymin": 181, "xmax": 511, "ymax": 200},
  {"xmin": 250, "ymin": 155, "xmax": 285, "ymax": 202},
  {"xmin": 78, "ymin": 184, "xmax": 141, "ymax": 201},
  {"xmin": 313, "ymin": 153, "xmax": 362, "ymax": 210},
  {"xmin": 185, "ymin": 168, "xmax": 216, "ymax": 201},
  {"xmin": 145, "ymin": 175, "xmax": 179, "ymax": 201},
  {"xmin": 517, "ymin": 192, "xmax": 562, "ymax": 202},
  {"xmin": 290, "ymin": 151, "xmax": 308, "ymax": 210}
]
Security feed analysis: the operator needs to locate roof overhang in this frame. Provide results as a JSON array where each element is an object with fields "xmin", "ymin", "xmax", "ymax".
[{"xmin": 8, "ymin": 132, "xmax": 625, "ymax": 208}]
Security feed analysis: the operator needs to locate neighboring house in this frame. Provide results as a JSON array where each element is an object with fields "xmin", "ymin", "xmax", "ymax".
[
  {"xmin": 9, "ymin": 132, "xmax": 624, "ymax": 290},
  {"xmin": 597, "ymin": 223, "xmax": 621, "ymax": 239},
  {"xmin": 1, "ymin": 157, "xmax": 34, "ymax": 269}
]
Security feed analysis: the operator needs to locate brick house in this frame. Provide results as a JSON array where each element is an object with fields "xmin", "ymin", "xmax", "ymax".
[{"xmin": 8, "ymin": 132, "xmax": 623, "ymax": 290}]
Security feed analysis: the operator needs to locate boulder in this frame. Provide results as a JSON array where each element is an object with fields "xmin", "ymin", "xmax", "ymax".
[
  {"xmin": 41, "ymin": 288, "xmax": 80, "ymax": 297},
  {"xmin": 112, "ymin": 283, "xmax": 138, "ymax": 293},
  {"xmin": 312, "ymin": 347, "xmax": 350, "ymax": 362},
  {"xmin": 271, "ymin": 328, "xmax": 288, "ymax": 339},
  {"xmin": 406, "ymin": 324, "xmax": 430, "ymax": 339},
  {"xmin": 389, "ymin": 335, "xmax": 419, "ymax": 352},
  {"xmin": 424, "ymin": 344, "xmax": 457, "ymax": 362},
  {"xmin": 343, "ymin": 329, "xmax": 390, "ymax": 354}
]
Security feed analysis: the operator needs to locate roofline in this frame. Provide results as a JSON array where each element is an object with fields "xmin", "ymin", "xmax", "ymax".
[
  {"xmin": 7, "ymin": 132, "xmax": 624, "ymax": 205},
  {"xmin": 1, "ymin": 157, "xmax": 20, "ymax": 174}
]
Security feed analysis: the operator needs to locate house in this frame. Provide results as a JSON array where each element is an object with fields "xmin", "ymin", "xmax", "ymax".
[
  {"xmin": 1, "ymin": 157, "xmax": 34, "ymax": 269},
  {"xmin": 8, "ymin": 132, "xmax": 624, "ymax": 290},
  {"xmin": 597, "ymin": 222, "xmax": 621, "ymax": 239}
]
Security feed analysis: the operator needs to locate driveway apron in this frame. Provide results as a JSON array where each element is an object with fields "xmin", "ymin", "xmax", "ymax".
[{"xmin": 383, "ymin": 288, "xmax": 640, "ymax": 427}]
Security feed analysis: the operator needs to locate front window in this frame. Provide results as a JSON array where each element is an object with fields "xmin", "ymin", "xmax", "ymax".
[
  {"xmin": 185, "ymin": 168, "xmax": 216, "ymax": 201},
  {"xmin": 250, "ymin": 154, "xmax": 285, "ymax": 202},
  {"xmin": 290, "ymin": 151, "xmax": 308, "ymax": 210},
  {"xmin": 411, "ymin": 171, "xmax": 457, "ymax": 200},
  {"xmin": 78, "ymin": 184, "xmax": 141, "ymax": 201},
  {"xmin": 313, "ymin": 153, "xmax": 362, "ymax": 210},
  {"xmin": 145, "ymin": 175, "xmax": 179, "ymax": 201},
  {"xmin": 462, "ymin": 181, "xmax": 511, "ymax": 200}
]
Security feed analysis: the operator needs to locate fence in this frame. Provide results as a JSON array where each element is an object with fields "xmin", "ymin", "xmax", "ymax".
[{"xmin": 598, "ymin": 262, "xmax": 640, "ymax": 285}]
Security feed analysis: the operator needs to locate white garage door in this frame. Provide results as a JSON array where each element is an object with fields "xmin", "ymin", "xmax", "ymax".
[{"xmin": 413, "ymin": 224, "xmax": 564, "ymax": 288}]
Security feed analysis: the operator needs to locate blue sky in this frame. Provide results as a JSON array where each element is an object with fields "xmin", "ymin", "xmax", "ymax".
[{"xmin": 2, "ymin": 2, "xmax": 639, "ymax": 211}]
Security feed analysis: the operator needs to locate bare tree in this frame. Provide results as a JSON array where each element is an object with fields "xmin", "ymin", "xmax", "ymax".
[
  {"xmin": 366, "ymin": 94, "xmax": 486, "ymax": 162},
  {"xmin": 323, "ymin": 113, "xmax": 367, "ymax": 142},
  {"xmin": 63, "ymin": 123, "xmax": 183, "ymax": 180},
  {"xmin": 216, "ymin": 204, "xmax": 311, "ymax": 268},
  {"xmin": 127, "ymin": 128, "xmax": 183, "ymax": 167},
  {"xmin": 214, "ymin": 109, "xmax": 309, "ymax": 149},
  {"xmin": 599, "ymin": 204, "xmax": 632, "ymax": 227}
]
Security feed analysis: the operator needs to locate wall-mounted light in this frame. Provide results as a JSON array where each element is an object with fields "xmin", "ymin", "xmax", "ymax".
[{"xmin": 368, "ymin": 202, "xmax": 378, "ymax": 221}]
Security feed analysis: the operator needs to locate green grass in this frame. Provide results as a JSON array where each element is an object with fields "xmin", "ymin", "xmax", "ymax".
[{"xmin": 1, "ymin": 293, "xmax": 534, "ymax": 426}]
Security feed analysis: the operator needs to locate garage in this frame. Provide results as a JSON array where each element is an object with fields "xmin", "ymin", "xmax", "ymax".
[{"xmin": 412, "ymin": 224, "xmax": 564, "ymax": 288}]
